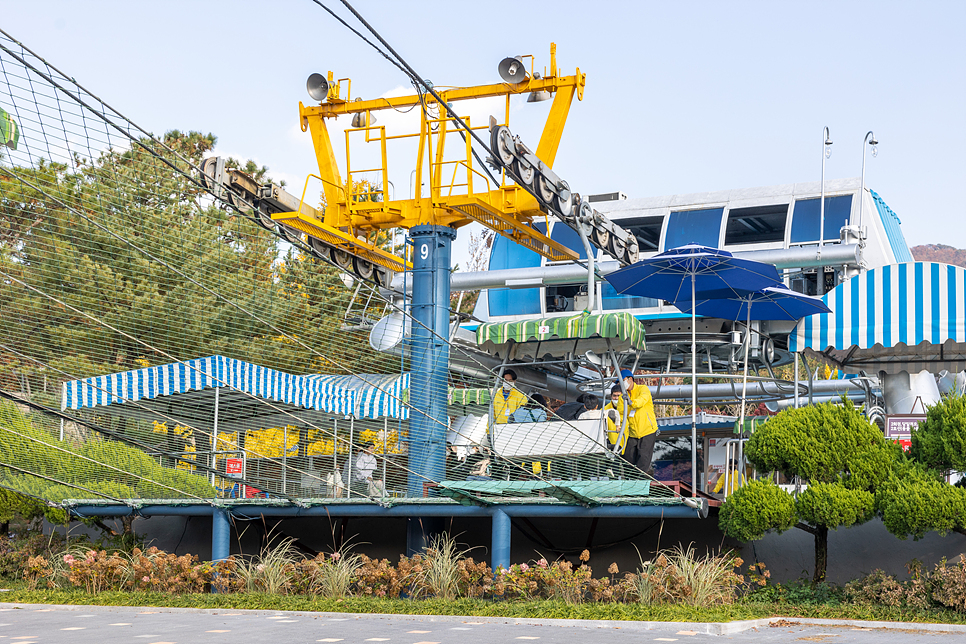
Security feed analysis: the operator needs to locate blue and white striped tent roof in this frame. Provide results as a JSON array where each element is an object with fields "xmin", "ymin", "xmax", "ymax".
[
  {"xmin": 63, "ymin": 355, "xmax": 355, "ymax": 416},
  {"xmin": 61, "ymin": 355, "xmax": 412, "ymax": 421},
  {"xmin": 789, "ymin": 262, "xmax": 966, "ymax": 374},
  {"xmin": 308, "ymin": 373, "xmax": 411, "ymax": 420}
]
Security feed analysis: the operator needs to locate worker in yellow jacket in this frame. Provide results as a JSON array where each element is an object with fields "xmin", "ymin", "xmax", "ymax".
[
  {"xmin": 713, "ymin": 459, "xmax": 746, "ymax": 496},
  {"xmin": 493, "ymin": 369, "xmax": 527, "ymax": 424},
  {"xmin": 603, "ymin": 385, "xmax": 628, "ymax": 452},
  {"xmin": 613, "ymin": 369, "xmax": 658, "ymax": 474}
]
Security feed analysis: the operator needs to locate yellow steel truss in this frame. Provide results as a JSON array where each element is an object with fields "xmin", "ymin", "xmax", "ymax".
[{"xmin": 276, "ymin": 43, "xmax": 586, "ymax": 271}]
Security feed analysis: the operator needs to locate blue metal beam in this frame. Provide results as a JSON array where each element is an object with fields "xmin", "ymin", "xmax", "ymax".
[{"xmin": 67, "ymin": 502, "xmax": 704, "ymax": 520}]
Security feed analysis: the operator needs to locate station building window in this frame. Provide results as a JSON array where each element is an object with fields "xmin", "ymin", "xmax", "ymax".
[
  {"xmin": 615, "ymin": 216, "xmax": 664, "ymax": 253},
  {"xmin": 665, "ymin": 208, "xmax": 723, "ymax": 249},
  {"xmin": 724, "ymin": 204, "xmax": 788, "ymax": 245},
  {"xmin": 550, "ymin": 221, "xmax": 597, "ymax": 260},
  {"xmin": 487, "ymin": 223, "xmax": 544, "ymax": 317},
  {"xmin": 601, "ymin": 281, "xmax": 660, "ymax": 311},
  {"xmin": 790, "ymin": 195, "xmax": 853, "ymax": 244}
]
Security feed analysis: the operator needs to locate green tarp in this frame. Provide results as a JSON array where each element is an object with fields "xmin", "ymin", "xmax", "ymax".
[
  {"xmin": 475, "ymin": 311, "xmax": 646, "ymax": 359},
  {"xmin": 438, "ymin": 479, "xmax": 654, "ymax": 507}
]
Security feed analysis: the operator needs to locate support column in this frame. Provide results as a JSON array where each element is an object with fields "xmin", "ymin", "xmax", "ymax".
[
  {"xmin": 211, "ymin": 508, "xmax": 230, "ymax": 562},
  {"xmin": 491, "ymin": 508, "xmax": 511, "ymax": 571},
  {"xmin": 406, "ymin": 225, "xmax": 456, "ymax": 556},
  {"xmin": 211, "ymin": 508, "xmax": 230, "ymax": 593}
]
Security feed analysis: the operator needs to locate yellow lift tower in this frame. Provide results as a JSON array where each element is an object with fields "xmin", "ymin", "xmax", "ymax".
[{"xmin": 201, "ymin": 44, "xmax": 639, "ymax": 288}]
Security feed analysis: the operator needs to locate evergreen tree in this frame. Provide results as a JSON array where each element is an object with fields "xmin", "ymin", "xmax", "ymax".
[{"xmin": 719, "ymin": 400, "xmax": 900, "ymax": 582}]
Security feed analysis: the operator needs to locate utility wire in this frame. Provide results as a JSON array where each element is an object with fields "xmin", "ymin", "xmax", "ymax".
[
  {"xmin": 329, "ymin": 0, "xmax": 502, "ymax": 188},
  {"xmin": 321, "ymin": 0, "xmax": 587, "ymax": 261},
  {"xmin": 307, "ymin": 0, "xmax": 410, "ymax": 78}
]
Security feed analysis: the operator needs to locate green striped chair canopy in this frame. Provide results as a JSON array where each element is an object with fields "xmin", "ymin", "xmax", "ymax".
[
  {"xmin": 1, "ymin": 107, "xmax": 19, "ymax": 150},
  {"xmin": 448, "ymin": 387, "xmax": 491, "ymax": 406},
  {"xmin": 475, "ymin": 311, "xmax": 646, "ymax": 359}
]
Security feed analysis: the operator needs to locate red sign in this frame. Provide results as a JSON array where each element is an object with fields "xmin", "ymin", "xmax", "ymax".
[{"xmin": 226, "ymin": 458, "xmax": 243, "ymax": 477}]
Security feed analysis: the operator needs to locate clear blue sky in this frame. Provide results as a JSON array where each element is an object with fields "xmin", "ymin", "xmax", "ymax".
[{"xmin": 6, "ymin": 0, "xmax": 966, "ymax": 266}]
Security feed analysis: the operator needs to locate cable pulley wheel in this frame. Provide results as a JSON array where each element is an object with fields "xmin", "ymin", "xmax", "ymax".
[
  {"xmin": 624, "ymin": 241, "xmax": 640, "ymax": 265},
  {"xmin": 591, "ymin": 226, "xmax": 610, "ymax": 250},
  {"xmin": 307, "ymin": 236, "xmax": 329, "ymax": 259},
  {"xmin": 352, "ymin": 256, "xmax": 375, "ymax": 281},
  {"xmin": 254, "ymin": 208, "xmax": 275, "ymax": 230},
  {"xmin": 608, "ymin": 234, "xmax": 627, "ymax": 261},
  {"xmin": 330, "ymin": 247, "xmax": 354, "ymax": 271},
  {"xmin": 199, "ymin": 157, "xmax": 217, "ymax": 191},
  {"xmin": 513, "ymin": 158, "xmax": 535, "ymax": 186},
  {"xmin": 277, "ymin": 225, "xmax": 299, "ymax": 245},
  {"xmin": 564, "ymin": 352, "xmax": 580, "ymax": 374},
  {"xmin": 554, "ymin": 180, "xmax": 573, "ymax": 218},
  {"xmin": 493, "ymin": 127, "xmax": 516, "ymax": 167},
  {"xmin": 374, "ymin": 266, "xmax": 393, "ymax": 289},
  {"xmin": 536, "ymin": 174, "xmax": 555, "ymax": 205}
]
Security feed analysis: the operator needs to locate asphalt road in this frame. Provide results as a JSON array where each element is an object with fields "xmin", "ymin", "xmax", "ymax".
[{"xmin": 0, "ymin": 604, "xmax": 964, "ymax": 643}]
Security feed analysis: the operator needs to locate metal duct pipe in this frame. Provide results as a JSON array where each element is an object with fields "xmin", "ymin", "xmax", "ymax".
[
  {"xmin": 881, "ymin": 370, "xmax": 941, "ymax": 415},
  {"xmin": 391, "ymin": 244, "xmax": 862, "ymax": 293},
  {"xmin": 645, "ymin": 378, "xmax": 866, "ymax": 401},
  {"xmin": 766, "ymin": 392, "xmax": 867, "ymax": 412}
]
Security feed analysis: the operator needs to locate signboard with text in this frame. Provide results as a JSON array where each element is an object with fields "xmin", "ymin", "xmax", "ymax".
[
  {"xmin": 885, "ymin": 414, "xmax": 926, "ymax": 451},
  {"xmin": 225, "ymin": 458, "xmax": 243, "ymax": 478}
]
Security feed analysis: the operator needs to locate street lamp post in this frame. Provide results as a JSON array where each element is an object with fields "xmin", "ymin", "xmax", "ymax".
[
  {"xmin": 820, "ymin": 127, "xmax": 833, "ymax": 248},
  {"xmin": 859, "ymin": 131, "xmax": 878, "ymax": 231}
]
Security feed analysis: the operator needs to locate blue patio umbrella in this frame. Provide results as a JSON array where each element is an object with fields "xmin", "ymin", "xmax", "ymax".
[
  {"xmin": 676, "ymin": 284, "xmax": 831, "ymax": 495},
  {"xmin": 604, "ymin": 244, "xmax": 783, "ymax": 493}
]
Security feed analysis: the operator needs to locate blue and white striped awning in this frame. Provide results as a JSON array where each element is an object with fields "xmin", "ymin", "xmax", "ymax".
[
  {"xmin": 789, "ymin": 262, "xmax": 966, "ymax": 374},
  {"xmin": 308, "ymin": 373, "xmax": 411, "ymax": 420},
  {"xmin": 63, "ymin": 355, "xmax": 356, "ymax": 416}
]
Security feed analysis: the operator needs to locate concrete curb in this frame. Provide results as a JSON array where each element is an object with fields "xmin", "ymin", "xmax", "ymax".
[{"xmin": 3, "ymin": 603, "xmax": 966, "ymax": 635}]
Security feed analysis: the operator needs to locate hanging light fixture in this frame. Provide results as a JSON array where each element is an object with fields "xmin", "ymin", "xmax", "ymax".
[{"xmin": 350, "ymin": 97, "xmax": 376, "ymax": 128}]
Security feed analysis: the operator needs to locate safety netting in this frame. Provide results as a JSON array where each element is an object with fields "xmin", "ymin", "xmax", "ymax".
[{"xmin": 0, "ymin": 27, "xmax": 687, "ymax": 514}]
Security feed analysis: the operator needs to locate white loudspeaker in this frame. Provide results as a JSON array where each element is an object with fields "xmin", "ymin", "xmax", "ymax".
[{"xmin": 498, "ymin": 56, "xmax": 528, "ymax": 83}]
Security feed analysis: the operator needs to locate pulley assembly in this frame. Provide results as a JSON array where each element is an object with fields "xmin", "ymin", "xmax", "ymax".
[
  {"xmin": 199, "ymin": 156, "xmax": 396, "ymax": 288},
  {"xmin": 488, "ymin": 122, "xmax": 640, "ymax": 266}
]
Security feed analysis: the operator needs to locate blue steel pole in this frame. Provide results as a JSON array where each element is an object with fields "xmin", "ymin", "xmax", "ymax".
[
  {"xmin": 406, "ymin": 225, "xmax": 456, "ymax": 554},
  {"xmin": 210, "ymin": 508, "xmax": 230, "ymax": 594},
  {"xmin": 491, "ymin": 508, "xmax": 511, "ymax": 571},
  {"xmin": 211, "ymin": 508, "xmax": 230, "ymax": 561}
]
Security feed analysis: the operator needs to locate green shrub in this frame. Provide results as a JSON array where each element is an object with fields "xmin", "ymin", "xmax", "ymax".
[
  {"xmin": 911, "ymin": 394, "xmax": 966, "ymax": 473},
  {"xmin": 0, "ymin": 401, "xmax": 216, "ymax": 524},
  {"xmin": 718, "ymin": 479, "xmax": 796, "ymax": 542},
  {"xmin": 877, "ymin": 463, "xmax": 966, "ymax": 540},
  {"xmin": 796, "ymin": 483, "xmax": 875, "ymax": 529},
  {"xmin": 746, "ymin": 400, "xmax": 894, "ymax": 490}
]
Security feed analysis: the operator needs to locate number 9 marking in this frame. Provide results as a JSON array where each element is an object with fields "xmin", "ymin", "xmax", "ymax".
[{"xmin": 420, "ymin": 243, "xmax": 429, "ymax": 260}]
